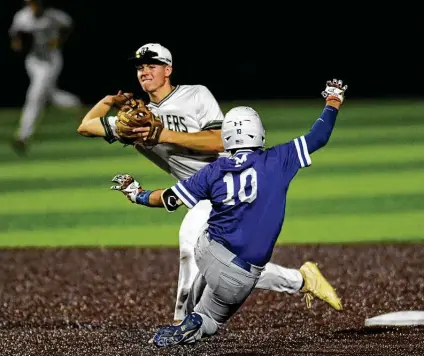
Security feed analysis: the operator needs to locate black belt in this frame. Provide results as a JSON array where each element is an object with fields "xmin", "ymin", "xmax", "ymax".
[
  {"xmin": 231, "ymin": 255, "xmax": 252, "ymax": 273},
  {"xmin": 205, "ymin": 234, "xmax": 252, "ymax": 273}
]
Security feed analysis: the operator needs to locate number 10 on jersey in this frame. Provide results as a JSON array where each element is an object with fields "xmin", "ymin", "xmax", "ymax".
[{"xmin": 222, "ymin": 168, "xmax": 258, "ymax": 205}]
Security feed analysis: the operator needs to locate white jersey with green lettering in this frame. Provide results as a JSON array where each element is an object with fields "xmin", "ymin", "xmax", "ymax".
[{"xmin": 103, "ymin": 84, "xmax": 226, "ymax": 181}]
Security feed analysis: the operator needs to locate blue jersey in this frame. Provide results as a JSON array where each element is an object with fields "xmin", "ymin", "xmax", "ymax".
[{"xmin": 171, "ymin": 135, "xmax": 311, "ymax": 267}]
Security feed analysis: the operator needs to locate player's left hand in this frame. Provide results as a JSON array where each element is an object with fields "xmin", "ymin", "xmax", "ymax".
[
  {"xmin": 110, "ymin": 174, "xmax": 141, "ymax": 203},
  {"xmin": 321, "ymin": 79, "xmax": 348, "ymax": 103}
]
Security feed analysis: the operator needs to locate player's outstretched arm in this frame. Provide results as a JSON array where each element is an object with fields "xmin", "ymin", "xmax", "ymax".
[
  {"xmin": 304, "ymin": 79, "xmax": 347, "ymax": 154},
  {"xmin": 132, "ymin": 127, "xmax": 224, "ymax": 153},
  {"xmin": 110, "ymin": 167, "xmax": 210, "ymax": 212},
  {"xmin": 161, "ymin": 129, "xmax": 224, "ymax": 152},
  {"xmin": 110, "ymin": 174, "xmax": 167, "ymax": 208},
  {"xmin": 77, "ymin": 91, "xmax": 133, "ymax": 138},
  {"xmin": 110, "ymin": 174, "xmax": 188, "ymax": 212}
]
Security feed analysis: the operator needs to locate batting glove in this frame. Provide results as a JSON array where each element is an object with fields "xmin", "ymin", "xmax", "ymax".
[
  {"xmin": 321, "ymin": 79, "xmax": 348, "ymax": 103},
  {"xmin": 110, "ymin": 174, "xmax": 141, "ymax": 203}
]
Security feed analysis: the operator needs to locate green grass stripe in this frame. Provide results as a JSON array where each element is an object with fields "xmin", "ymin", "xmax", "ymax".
[
  {"xmin": 0, "ymin": 208, "xmax": 187, "ymax": 233},
  {"xmin": 2, "ymin": 124, "xmax": 423, "ymax": 162},
  {"xmin": 299, "ymin": 160, "xmax": 424, "ymax": 177},
  {"xmin": 222, "ymin": 108, "xmax": 424, "ymax": 131},
  {"xmin": 4, "ymin": 120, "xmax": 422, "ymax": 143},
  {"xmin": 0, "ymin": 170, "xmax": 422, "ymax": 214},
  {"xmin": 286, "ymin": 192, "xmax": 424, "ymax": 216},
  {"xmin": 0, "ymin": 156, "xmax": 169, "ymax": 180},
  {"xmin": 2, "ymin": 100, "xmax": 423, "ymax": 136},
  {"xmin": 0, "ymin": 211, "xmax": 422, "ymax": 247},
  {"xmin": 0, "ymin": 140, "xmax": 133, "ymax": 162},
  {"xmin": 308, "ymin": 143, "xmax": 424, "ymax": 165},
  {"xmin": 0, "ymin": 187, "xmax": 178, "ymax": 214},
  {"xmin": 6, "ymin": 115, "xmax": 422, "ymax": 142},
  {"xmin": 1, "ymin": 192, "xmax": 423, "ymax": 233},
  {"xmin": 290, "ymin": 169, "xmax": 424, "ymax": 199},
  {"xmin": 280, "ymin": 211, "xmax": 424, "ymax": 244},
  {"xmin": 1, "ymin": 160, "xmax": 423, "ymax": 194},
  {"xmin": 1, "ymin": 142, "xmax": 423, "ymax": 181},
  {"xmin": 0, "ymin": 107, "xmax": 82, "ymax": 125},
  {"xmin": 0, "ymin": 173, "xmax": 173, "ymax": 193},
  {"xmin": 2, "ymin": 140, "xmax": 422, "ymax": 169},
  {"xmin": 266, "ymin": 124, "xmax": 424, "ymax": 148},
  {"xmin": 0, "ymin": 225, "xmax": 181, "ymax": 247},
  {"xmin": 248, "ymin": 100, "xmax": 424, "ymax": 128},
  {"xmin": 324, "ymin": 124, "xmax": 424, "ymax": 142}
]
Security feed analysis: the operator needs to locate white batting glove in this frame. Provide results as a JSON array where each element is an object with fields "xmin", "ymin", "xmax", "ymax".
[
  {"xmin": 321, "ymin": 79, "xmax": 348, "ymax": 103},
  {"xmin": 110, "ymin": 174, "xmax": 141, "ymax": 203}
]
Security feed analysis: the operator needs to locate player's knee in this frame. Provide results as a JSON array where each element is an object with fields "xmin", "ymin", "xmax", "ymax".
[
  {"xmin": 206, "ymin": 321, "xmax": 219, "ymax": 337},
  {"xmin": 26, "ymin": 91, "xmax": 43, "ymax": 105}
]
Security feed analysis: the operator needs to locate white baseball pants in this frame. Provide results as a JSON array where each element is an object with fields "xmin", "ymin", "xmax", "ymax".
[{"xmin": 17, "ymin": 51, "xmax": 81, "ymax": 141}]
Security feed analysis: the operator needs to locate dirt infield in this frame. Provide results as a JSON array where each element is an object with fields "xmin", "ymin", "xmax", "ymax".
[{"xmin": 0, "ymin": 244, "xmax": 423, "ymax": 355}]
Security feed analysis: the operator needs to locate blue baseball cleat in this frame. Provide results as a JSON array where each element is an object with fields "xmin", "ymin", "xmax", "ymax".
[{"xmin": 152, "ymin": 312, "xmax": 203, "ymax": 347}]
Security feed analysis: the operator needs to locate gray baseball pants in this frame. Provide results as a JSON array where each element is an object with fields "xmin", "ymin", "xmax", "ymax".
[{"xmin": 186, "ymin": 231, "xmax": 265, "ymax": 340}]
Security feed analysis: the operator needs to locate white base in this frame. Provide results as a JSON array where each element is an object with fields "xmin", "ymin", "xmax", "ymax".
[{"xmin": 365, "ymin": 311, "xmax": 424, "ymax": 327}]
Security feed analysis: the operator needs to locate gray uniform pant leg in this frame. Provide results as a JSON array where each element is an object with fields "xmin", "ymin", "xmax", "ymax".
[{"xmin": 191, "ymin": 232, "xmax": 264, "ymax": 339}]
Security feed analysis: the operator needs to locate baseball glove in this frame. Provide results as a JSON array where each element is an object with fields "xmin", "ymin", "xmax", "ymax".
[{"xmin": 115, "ymin": 99, "xmax": 164, "ymax": 146}]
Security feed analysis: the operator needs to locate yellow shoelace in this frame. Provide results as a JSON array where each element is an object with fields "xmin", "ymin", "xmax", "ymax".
[{"xmin": 304, "ymin": 293, "xmax": 313, "ymax": 309}]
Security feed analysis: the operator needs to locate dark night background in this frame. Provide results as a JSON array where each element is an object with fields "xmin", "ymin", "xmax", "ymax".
[{"xmin": 1, "ymin": 1, "xmax": 422, "ymax": 107}]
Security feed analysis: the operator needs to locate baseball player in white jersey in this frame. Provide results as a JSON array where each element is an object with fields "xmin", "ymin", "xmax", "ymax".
[
  {"xmin": 77, "ymin": 43, "xmax": 336, "ymax": 323},
  {"xmin": 9, "ymin": 0, "xmax": 81, "ymax": 154}
]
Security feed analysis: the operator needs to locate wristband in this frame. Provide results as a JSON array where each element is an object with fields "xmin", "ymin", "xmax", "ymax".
[{"xmin": 135, "ymin": 190, "xmax": 152, "ymax": 206}]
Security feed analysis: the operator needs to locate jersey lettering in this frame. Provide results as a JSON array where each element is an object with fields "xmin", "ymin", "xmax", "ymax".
[
  {"xmin": 222, "ymin": 168, "xmax": 258, "ymax": 205},
  {"xmin": 233, "ymin": 153, "xmax": 248, "ymax": 167},
  {"xmin": 159, "ymin": 115, "xmax": 188, "ymax": 132},
  {"xmin": 108, "ymin": 85, "xmax": 224, "ymax": 181}
]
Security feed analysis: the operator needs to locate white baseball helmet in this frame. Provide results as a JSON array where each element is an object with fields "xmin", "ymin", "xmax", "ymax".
[{"xmin": 221, "ymin": 106, "xmax": 265, "ymax": 151}]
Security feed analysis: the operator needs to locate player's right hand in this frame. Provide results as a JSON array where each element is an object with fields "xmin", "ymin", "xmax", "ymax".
[
  {"xmin": 104, "ymin": 90, "xmax": 134, "ymax": 109},
  {"xmin": 321, "ymin": 79, "xmax": 348, "ymax": 103},
  {"xmin": 110, "ymin": 174, "xmax": 142, "ymax": 203}
]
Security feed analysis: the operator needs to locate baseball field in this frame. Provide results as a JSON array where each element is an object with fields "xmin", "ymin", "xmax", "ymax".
[{"xmin": 0, "ymin": 99, "xmax": 423, "ymax": 355}]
